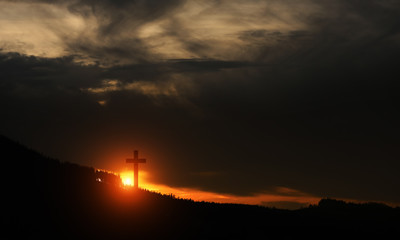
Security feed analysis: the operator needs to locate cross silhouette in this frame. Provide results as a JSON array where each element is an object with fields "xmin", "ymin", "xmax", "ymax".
[{"xmin": 126, "ymin": 150, "xmax": 146, "ymax": 189}]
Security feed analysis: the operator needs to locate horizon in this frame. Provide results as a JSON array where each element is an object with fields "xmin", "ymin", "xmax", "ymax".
[
  {"xmin": 5, "ymin": 133, "xmax": 397, "ymax": 209},
  {"xmin": 1, "ymin": 0, "xmax": 400, "ymax": 210}
]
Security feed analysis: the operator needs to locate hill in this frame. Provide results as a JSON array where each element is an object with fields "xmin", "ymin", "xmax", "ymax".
[{"xmin": 1, "ymin": 135, "xmax": 399, "ymax": 239}]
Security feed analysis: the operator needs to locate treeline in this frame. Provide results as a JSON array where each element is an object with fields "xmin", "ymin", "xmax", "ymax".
[
  {"xmin": 1, "ymin": 134, "xmax": 124, "ymax": 238},
  {"xmin": 1, "ymin": 134, "xmax": 121, "ymax": 187},
  {"xmin": 1, "ymin": 135, "xmax": 400, "ymax": 239}
]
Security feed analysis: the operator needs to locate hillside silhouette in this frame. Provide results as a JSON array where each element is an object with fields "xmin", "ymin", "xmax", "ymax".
[{"xmin": 1, "ymin": 135, "xmax": 399, "ymax": 239}]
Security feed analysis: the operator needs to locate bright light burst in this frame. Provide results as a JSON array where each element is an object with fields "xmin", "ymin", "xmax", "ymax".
[{"xmin": 120, "ymin": 171, "xmax": 134, "ymax": 187}]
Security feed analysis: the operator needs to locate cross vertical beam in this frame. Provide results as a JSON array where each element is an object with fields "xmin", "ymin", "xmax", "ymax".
[
  {"xmin": 134, "ymin": 162, "xmax": 138, "ymax": 189},
  {"xmin": 126, "ymin": 150, "xmax": 146, "ymax": 189}
]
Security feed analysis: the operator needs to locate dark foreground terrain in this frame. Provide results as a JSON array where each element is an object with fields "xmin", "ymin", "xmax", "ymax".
[{"xmin": 2, "ymin": 135, "xmax": 399, "ymax": 239}]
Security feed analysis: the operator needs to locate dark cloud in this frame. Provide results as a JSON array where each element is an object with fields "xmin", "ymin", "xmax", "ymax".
[
  {"xmin": 1, "ymin": 0, "xmax": 400, "ymax": 204},
  {"xmin": 235, "ymin": 0, "xmax": 400, "ymax": 66}
]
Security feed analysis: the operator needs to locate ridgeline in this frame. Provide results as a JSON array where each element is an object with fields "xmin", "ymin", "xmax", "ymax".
[{"xmin": 1, "ymin": 135, "xmax": 399, "ymax": 239}]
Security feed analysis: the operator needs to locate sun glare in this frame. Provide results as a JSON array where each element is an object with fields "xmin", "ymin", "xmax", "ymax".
[
  {"xmin": 122, "ymin": 177, "xmax": 133, "ymax": 186},
  {"xmin": 119, "ymin": 170, "xmax": 158, "ymax": 190},
  {"xmin": 120, "ymin": 171, "xmax": 134, "ymax": 187}
]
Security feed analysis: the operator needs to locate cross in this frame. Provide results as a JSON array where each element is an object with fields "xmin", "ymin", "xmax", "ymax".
[{"xmin": 126, "ymin": 150, "xmax": 146, "ymax": 189}]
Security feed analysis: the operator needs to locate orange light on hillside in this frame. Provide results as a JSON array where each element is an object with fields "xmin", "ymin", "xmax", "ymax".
[
  {"xmin": 119, "ymin": 170, "xmax": 159, "ymax": 190},
  {"xmin": 116, "ymin": 169, "xmax": 322, "ymax": 209},
  {"xmin": 120, "ymin": 171, "xmax": 134, "ymax": 187},
  {"xmin": 122, "ymin": 177, "xmax": 133, "ymax": 186}
]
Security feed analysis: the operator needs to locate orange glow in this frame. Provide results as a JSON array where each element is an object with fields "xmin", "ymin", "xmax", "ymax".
[
  {"xmin": 119, "ymin": 170, "xmax": 160, "ymax": 191},
  {"xmin": 117, "ymin": 168, "xmax": 400, "ymax": 209},
  {"xmin": 113, "ymin": 168, "xmax": 400, "ymax": 209},
  {"xmin": 113, "ymin": 166, "xmax": 398, "ymax": 209},
  {"xmin": 120, "ymin": 171, "xmax": 134, "ymax": 187},
  {"xmin": 122, "ymin": 177, "xmax": 133, "ymax": 186},
  {"xmin": 117, "ymin": 169, "xmax": 320, "ymax": 209}
]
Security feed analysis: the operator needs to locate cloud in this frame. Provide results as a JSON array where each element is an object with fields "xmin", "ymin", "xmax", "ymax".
[
  {"xmin": 4, "ymin": 0, "xmax": 399, "ymax": 66},
  {"xmin": 0, "ymin": 0, "xmax": 186, "ymax": 63}
]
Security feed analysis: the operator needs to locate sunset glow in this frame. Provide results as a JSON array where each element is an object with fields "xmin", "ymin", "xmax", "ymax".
[
  {"xmin": 122, "ymin": 177, "xmax": 133, "ymax": 186},
  {"xmin": 114, "ymin": 168, "xmax": 399, "ymax": 209},
  {"xmin": 120, "ymin": 171, "xmax": 134, "ymax": 187},
  {"xmin": 118, "ymin": 170, "xmax": 320, "ymax": 209}
]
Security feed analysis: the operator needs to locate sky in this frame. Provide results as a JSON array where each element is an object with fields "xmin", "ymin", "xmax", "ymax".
[{"xmin": 1, "ymin": 0, "xmax": 399, "ymax": 209}]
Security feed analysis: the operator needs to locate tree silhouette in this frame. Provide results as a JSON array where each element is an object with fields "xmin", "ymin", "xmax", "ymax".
[{"xmin": 1, "ymin": 135, "xmax": 399, "ymax": 239}]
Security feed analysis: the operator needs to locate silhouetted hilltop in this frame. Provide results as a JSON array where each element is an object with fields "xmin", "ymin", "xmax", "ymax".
[{"xmin": 1, "ymin": 135, "xmax": 399, "ymax": 239}]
